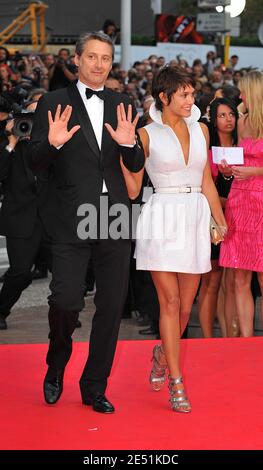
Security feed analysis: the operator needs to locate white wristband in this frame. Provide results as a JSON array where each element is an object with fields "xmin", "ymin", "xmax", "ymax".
[{"xmin": 120, "ymin": 143, "xmax": 135, "ymax": 148}]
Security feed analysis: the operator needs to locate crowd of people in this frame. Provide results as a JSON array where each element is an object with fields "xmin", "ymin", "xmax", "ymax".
[
  {"xmin": 0, "ymin": 44, "xmax": 246, "ymax": 114},
  {"xmin": 0, "ymin": 30, "xmax": 262, "ymax": 413}
]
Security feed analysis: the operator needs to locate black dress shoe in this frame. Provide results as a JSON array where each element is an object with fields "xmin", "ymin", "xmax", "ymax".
[
  {"xmin": 82, "ymin": 393, "xmax": 115, "ymax": 414},
  {"xmin": 76, "ymin": 319, "xmax": 82, "ymax": 328},
  {"xmin": 43, "ymin": 367, "xmax": 64, "ymax": 404},
  {"xmin": 0, "ymin": 315, "xmax": 7, "ymax": 330}
]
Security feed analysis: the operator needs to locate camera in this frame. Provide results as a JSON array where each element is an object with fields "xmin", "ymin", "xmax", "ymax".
[{"xmin": 13, "ymin": 112, "xmax": 34, "ymax": 137}]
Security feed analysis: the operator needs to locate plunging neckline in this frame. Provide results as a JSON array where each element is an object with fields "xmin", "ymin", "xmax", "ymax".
[
  {"xmin": 167, "ymin": 123, "xmax": 191, "ymax": 167},
  {"xmin": 148, "ymin": 102, "xmax": 201, "ymax": 168}
]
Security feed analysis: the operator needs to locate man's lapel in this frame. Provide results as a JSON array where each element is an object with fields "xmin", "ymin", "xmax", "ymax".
[
  {"xmin": 67, "ymin": 82, "xmax": 100, "ymax": 159},
  {"xmin": 101, "ymin": 88, "xmax": 117, "ymax": 159}
]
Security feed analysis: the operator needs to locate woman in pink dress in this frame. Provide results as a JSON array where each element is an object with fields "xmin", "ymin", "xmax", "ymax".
[{"xmin": 220, "ymin": 71, "xmax": 263, "ymax": 336}]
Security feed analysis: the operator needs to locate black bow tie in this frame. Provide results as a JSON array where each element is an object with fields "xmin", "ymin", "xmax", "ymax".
[{"xmin": 85, "ymin": 88, "xmax": 105, "ymax": 101}]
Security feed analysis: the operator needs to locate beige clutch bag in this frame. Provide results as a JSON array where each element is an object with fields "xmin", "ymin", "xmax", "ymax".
[{"xmin": 210, "ymin": 216, "xmax": 225, "ymax": 245}]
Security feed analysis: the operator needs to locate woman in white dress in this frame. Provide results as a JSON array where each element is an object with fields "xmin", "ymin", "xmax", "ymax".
[{"xmin": 124, "ymin": 66, "xmax": 227, "ymax": 412}]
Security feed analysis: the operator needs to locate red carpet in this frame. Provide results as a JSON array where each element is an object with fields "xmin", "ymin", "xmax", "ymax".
[{"xmin": 0, "ymin": 338, "xmax": 263, "ymax": 450}]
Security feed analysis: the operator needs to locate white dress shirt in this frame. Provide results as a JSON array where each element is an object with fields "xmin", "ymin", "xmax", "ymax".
[{"xmin": 77, "ymin": 79, "xmax": 108, "ymax": 192}]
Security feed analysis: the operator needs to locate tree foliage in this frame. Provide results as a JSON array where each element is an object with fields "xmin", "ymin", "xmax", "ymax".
[
  {"xmin": 241, "ymin": 0, "xmax": 263, "ymax": 36},
  {"xmin": 173, "ymin": 0, "xmax": 199, "ymax": 16}
]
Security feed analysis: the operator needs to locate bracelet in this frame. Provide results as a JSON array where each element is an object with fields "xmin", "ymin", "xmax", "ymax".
[{"xmin": 222, "ymin": 174, "xmax": 233, "ymax": 181}]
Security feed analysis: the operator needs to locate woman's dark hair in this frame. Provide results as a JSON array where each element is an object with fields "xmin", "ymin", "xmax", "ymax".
[
  {"xmin": 209, "ymin": 97, "xmax": 238, "ymax": 147},
  {"xmin": 152, "ymin": 65, "xmax": 195, "ymax": 111},
  {"xmin": 198, "ymin": 93, "xmax": 215, "ymax": 116},
  {"xmin": 217, "ymin": 85, "xmax": 241, "ymax": 107}
]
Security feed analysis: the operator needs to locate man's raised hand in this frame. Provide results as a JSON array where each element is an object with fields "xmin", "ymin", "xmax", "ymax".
[
  {"xmin": 48, "ymin": 104, "xmax": 80, "ymax": 148},
  {"xmin": 105, "ymin": 103, "xmax": 139, "ymax": 146}
]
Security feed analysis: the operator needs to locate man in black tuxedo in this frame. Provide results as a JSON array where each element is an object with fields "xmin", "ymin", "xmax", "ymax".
[{"xmin": 30, "ymin": 31, "xmax": 145, "ymax": 413}]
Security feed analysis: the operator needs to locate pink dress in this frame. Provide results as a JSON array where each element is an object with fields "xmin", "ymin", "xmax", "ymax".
[{"xmin": 219, "ymin": 138, "xmax": 263, "ymax": 272}]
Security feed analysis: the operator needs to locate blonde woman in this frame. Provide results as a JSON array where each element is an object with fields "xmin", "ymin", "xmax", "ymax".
[{"xmin": 220, "ymin": 71, "xmax": 263, "ymax": 336}]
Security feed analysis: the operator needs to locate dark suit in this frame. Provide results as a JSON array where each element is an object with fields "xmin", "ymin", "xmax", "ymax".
[
  {"xmin": 30, "ymin": 82, "xmax": 144, "ymax": 397},
  {"xmin": 0, "ymin": 139, "xmax": 51, "ymax": 318}
]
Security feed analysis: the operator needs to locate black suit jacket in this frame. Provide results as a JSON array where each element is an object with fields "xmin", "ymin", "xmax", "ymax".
[
  {"xmin": 30, "ymin": 83, "xmax": 145, "ymax": 243},
  {"xmin": 0, "ymin": 138, "xmax": 49, "ymax": 238}
]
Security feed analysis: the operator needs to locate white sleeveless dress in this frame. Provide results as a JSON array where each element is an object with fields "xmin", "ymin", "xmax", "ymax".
[{"xmin": 135, "ymin": 103, "xmax": 211, "ymax": 273}]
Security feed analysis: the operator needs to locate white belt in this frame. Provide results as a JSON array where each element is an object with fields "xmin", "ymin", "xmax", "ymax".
[{"xmin": 155, "ymin": 186, "xmax": 202, "ymax": 194}]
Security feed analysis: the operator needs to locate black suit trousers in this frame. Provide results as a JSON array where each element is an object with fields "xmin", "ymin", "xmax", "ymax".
[
  {"xmin": 0, "ymin": 217, "xmax": 50, "ymax": 317},
  {"xmin": 47, "ymin": 238, "xmax": 131, "ymax": 396}
]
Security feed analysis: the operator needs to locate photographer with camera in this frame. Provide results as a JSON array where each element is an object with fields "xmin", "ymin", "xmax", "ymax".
[
  {"xmin": 49, "ymin": 48, "xmax": 77, "ymax": 91},
  {"xmin": 0, "ymin": 93, "xmax": 53, "ymax": 330}
]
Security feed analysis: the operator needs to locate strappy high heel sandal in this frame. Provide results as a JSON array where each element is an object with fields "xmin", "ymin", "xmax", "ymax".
[
  {"xmin": 149, "ymin": 344, "xmax": 167, "ymax": 391},
  {"xmin": 168, "ymin": 376, "xmax": 192, "ymax": 413}
]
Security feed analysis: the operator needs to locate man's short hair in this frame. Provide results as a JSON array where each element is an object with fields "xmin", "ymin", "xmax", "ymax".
[{"xmin": 75, "ymin": 31, "xmax": 114, "ymax": 59}]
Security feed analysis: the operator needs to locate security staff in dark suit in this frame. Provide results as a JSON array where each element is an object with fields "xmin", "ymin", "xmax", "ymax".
[
  {"xmin": 0, "ymin": 98, "xmax": 52, "ymax": 330},
  {"xmin": 30, "ymin": 32, "xmax": 145, "ymax": 413}
]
